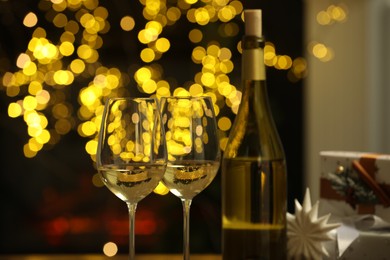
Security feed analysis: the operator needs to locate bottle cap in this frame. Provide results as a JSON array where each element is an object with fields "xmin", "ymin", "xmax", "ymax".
[{"xmin": 244, "ymin": 9, "xmax": 262, "ymax": 37}]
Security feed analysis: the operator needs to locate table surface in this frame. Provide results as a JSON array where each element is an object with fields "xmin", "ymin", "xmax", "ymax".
[{"xmin": 0, "ymin": 254, "xmax": 221, "ymax": 260}]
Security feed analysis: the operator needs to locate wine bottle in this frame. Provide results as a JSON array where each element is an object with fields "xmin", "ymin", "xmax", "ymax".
[{"xmin": 222, "ymin": 9, "xmax": 287, "ymax": 260}]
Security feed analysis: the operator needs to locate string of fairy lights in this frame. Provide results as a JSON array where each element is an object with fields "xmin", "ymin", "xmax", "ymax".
[{"xmin": 1, "ymin": 0, "xmax": 347, "ymax": 162}]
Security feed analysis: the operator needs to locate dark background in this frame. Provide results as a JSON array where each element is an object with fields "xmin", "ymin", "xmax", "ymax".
[{"xmin": 0, "ymin": 0, "xmax": 304, "ymax": 255}]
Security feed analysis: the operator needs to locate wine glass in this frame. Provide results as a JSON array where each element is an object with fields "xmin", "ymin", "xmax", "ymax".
[
  {"xmin": 96, "ymin": 97, "xmax": 167, "ymax": 260},
  {"xmin": 160, "ymin": 96, "xmax": 221, "ymax": 260}
]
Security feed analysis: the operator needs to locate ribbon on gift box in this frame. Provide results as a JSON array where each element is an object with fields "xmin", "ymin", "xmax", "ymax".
[
  {"xmin": 320, "ymin": 154, "xmax": 390, "ymax": 214},
  {"xmin": 352, "ymin": 159, "xmax": 390, "ymax": 208}
]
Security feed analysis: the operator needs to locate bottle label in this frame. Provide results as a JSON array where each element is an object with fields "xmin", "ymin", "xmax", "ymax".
[{"xmin": 242, "ymin": 49, "xmax": 265, "ymax": 81}]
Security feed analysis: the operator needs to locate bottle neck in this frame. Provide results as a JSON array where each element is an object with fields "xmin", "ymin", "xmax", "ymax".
[
  {"xmin": 242, "ymin": 36, "xmax": 266, "ymax": 82},
  {"xmin": 241, "ymin": 35, "xmax": 269, "ymax": 113},
  {"xmin": 223, "ymin": 36, "xmax": 278, "ymax": 159}
]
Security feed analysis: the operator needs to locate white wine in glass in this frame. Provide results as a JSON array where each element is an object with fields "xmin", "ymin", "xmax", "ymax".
[
  {"xmin": 160, "ymin": 96, "xmax": 221, "ymax": 260},
  {"xmin": 97, "ymin": 97, "xmax": 167, "ymax": 260}
]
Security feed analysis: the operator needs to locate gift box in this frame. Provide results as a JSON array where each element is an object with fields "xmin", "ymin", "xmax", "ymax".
[
  {"xmin": 318, "ymin": 151, "xmax": 390, "ymax": 259},
  {"xmin": 319, "ymin": 151, "xmax": 390, "ymax": 221}
]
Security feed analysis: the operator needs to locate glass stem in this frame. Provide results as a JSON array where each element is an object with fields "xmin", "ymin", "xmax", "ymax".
[
  {"xmin": 182, "ymin": 199, "xmax": 192, "ymax": 260},
  {"xmin": 127, "ymin": 202, "xmax": 138, "ymax": 260}
]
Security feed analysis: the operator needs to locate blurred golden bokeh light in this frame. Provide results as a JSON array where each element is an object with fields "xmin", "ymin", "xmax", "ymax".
[
  {"xmin": 120, "ymin": 16, "xmax": 135, "ymax": 31},
  {"xmin": 102, "ymin": 241, "xmax": 118, "ymax": 257},
  {"xmin": 23, "ymin": 12, "xmax": 38, "ymax": 28},
  {"xmin": 317, "ymin": 4, "xmax": 348, "ymax": 25}
]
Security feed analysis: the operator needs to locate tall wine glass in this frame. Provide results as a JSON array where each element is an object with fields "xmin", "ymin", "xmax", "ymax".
[
  {"xmin": 160, "ymin": 96, "xmax": 221, "ymax": 260},
  {"xmin": 97, "ymin": 97, "xmax": 167, "ymax": 260}
]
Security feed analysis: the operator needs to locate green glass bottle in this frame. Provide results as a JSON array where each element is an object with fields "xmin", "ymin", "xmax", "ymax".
[{"xmin": 222, "ymin": 9, "xmax": 287, "ymax": 260}]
